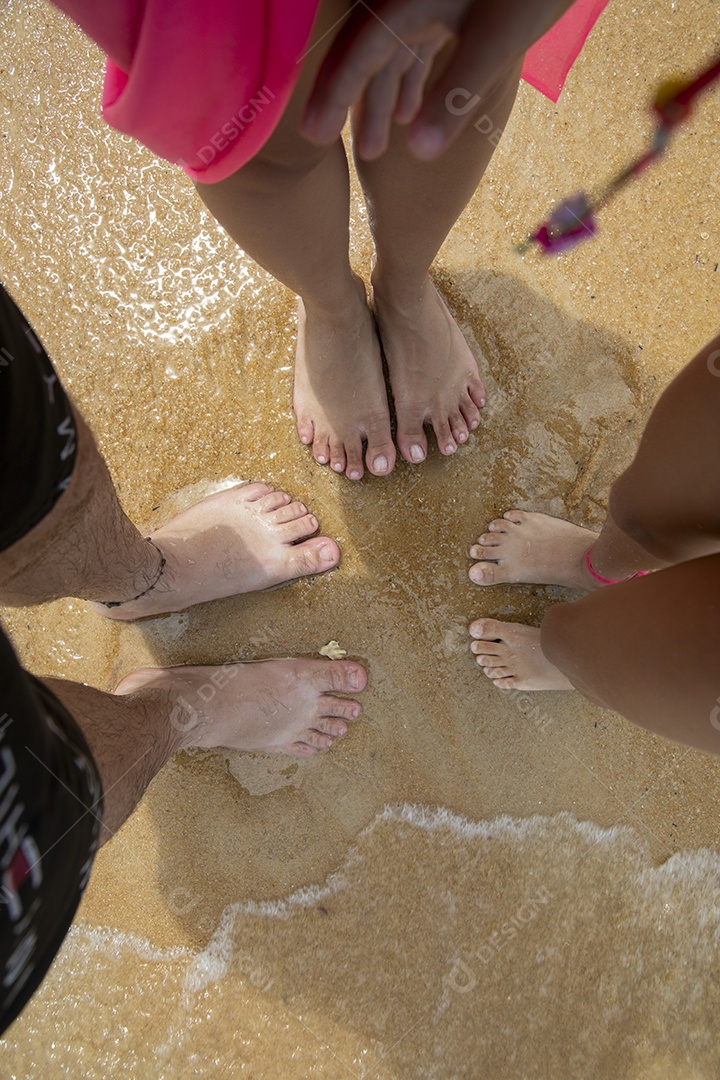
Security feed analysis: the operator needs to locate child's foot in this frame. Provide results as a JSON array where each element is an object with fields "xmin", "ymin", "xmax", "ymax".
[
  {"xmin": 294, "ymin": 274, "xmax": 396, "ymax": 481},
  {"xmin": 469, "ymin": 619, "xmax": 574, "ymax": 691},
  {"xmin": 93, "ymin": 483, "xmax": 340, "ymax": 620},
  {"xmin": 116, "ymin": 657, "xmax": 367, "ymax": 757},
  {"xmin": 469, "ymin": 510, "xmax": 601, "ymax": 590},
  {"xmin": 371, "ymin": 273, "xmax": 485, "ymax": 464}
]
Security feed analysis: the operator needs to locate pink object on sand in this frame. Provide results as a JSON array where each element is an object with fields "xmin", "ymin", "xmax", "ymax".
[{"xmin": 522, "ymin": 0, "xmax": 611, "ymax": 103}]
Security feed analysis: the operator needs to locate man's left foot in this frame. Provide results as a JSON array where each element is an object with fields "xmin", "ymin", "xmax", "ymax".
[
  {"xmin": 469, "ymin": 618, "xmax": 574, "ymax": 691},
  {"xmin": 371, "ymin": 273, "xmax": 486, "ymax": 464},
  {"xmin": 93, "ymin": 483, "xmax": 340, "ymax": 621}
]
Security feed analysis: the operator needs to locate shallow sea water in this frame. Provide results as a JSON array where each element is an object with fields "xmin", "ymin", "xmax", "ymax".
[{"xmin": 1, "ymin": 1, "xmax": 720, "ymax": 1076}]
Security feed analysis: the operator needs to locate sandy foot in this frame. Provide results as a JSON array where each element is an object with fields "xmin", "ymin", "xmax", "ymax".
[
  {"xmin": 469, "ymin": 618, "xmax": 574, "ymax": 691},
  {"xmin": 116, "ymin": 657, "xmax": 367, "ymax": 757},
  {"xmin": 372, "ymin": 274, "xmax": 485, "ymax": 464},
  {"xmin": 293, "ymin": 275, "xmax": 396, "ymax": 481},
  {"xmin": 469, "ymin": 510, "xmax": 600, "ymax": 590},
  {"xmin": 94, "ymin": 483, "xmax": 340, "ymax": 620}
]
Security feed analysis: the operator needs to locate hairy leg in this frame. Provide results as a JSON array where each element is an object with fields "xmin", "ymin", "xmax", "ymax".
[
  {"xmin": 195, "ymin": 0, "xmax": 396, "ymax": 481},
  {"xmin": 45, "ymin": 657, "xmax": 366, "ymax": 838},
  {"xmin": 355, "ymin": 61, "xmax": 522, "ymax": 463},
  {"xmin": 0, "ymin": 405, "xmax": 339, "ymax": 614}
]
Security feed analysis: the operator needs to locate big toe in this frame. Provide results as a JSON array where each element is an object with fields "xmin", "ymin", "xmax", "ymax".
[{"xmin": 289, "ymin": 537, "xmax": 340, "ymax": 577}]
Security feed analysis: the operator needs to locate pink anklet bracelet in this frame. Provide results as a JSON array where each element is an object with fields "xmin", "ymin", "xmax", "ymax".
[{"xmin": 585, "ymin": 545, "xmax": 650, "ymax": 586}]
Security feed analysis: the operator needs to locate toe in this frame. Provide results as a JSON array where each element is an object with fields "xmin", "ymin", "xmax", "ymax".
[
  {"xmin": 364, "ymin": 412, "xmax": 395, "ymax": 477},
  {"xmin": 313, "ymin": 432, "xmax": 331, "ymax": 466},
  {"xmin": 486, "ymin": 519, "xmax": 511, "ymax": 533},
  {"xmin": 296, "ymin": 416, "xmax": 314, "ymax": 447},
  {"xmin": 469, "ymin": 542, "xmax": 500, "ymax": 559},
  {"xmin": 288, "ymin": 536, "xmax": 340, "ymax": 576},
  {"xmin": 258, "ymin": 490, "xmax": 291, "ymax": 513},
  {"xmin": 239, "ymin": 483, "xmax": 274, "ymax": 502},
  {"xmin": 469, "ymin": 618, "xmax": 504, "ymax": 640},
  {"xmin": 289, "ymin": 742, "xmax": 320, "ymax": 757},
  {"xmin": 314, "ymin": 717, "xmax": 350, "ymax": 737},
  {"xmin": 433, "ymin": 417, "xmax": 457, "ymax": 456},
  {"xmin": 503, "ymin": 510, "xmax": 527, "ymax": 524},
  {"xmin": 345, "ymin": 437, "xmax": 365, "ymax": 481},
  {"xmin": 320, "ymin": 697, "xmax": 362, "ymax": 722},
  {"xmin": 270, "ymin": 500, "xmax": 310, "ymax": 524},
  {"xmin": 300, "ymin": 730, "xmax": 335, "ymax": 750},
  {"xmin": 469, "ymin": 563, "xmax": 495, "ymax": 585},
  {"xmin": 318, "ymin": 660, "xmax": 367, "ymax": 694},
  {"xmin": 468, "ymin": 377, "xmax": 486, "ymax": 410},
  {"xmin": 282, "ymin": 512, "xmax": 319, "ymax": 542},
  {"xmin": 460, "ymin": 395, "xmax": 482, "ymax": 432},
  {"xmin": 482, "ymin": 665, "xmax": 509, "ymax": 679},
  {"xmin": 330, "ymin": 438, "xmax": 347, "ymax": 475},
  {"xmin": 397, "ymin": 420, "xmax": 428, "ymax": 465},
  {"xmin": 450, "ymin": 413, "xmax": 469, "ymax": 446}
]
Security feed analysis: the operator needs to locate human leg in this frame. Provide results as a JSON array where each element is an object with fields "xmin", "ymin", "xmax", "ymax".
[
  {"xmin": 0, "ymin": 288, "xmax": 340, "ymax": 615},
  {"xmin": 469, "ymin": 333, "xmax": 720, "ymax": 589},
  {"xmin": 468, "ymin": 333, "xmax": 720, "ymax": 751},
  {"xmin": 355, "ymin": 61, "xmax": 522, "ymax": 463},
  {"xmin": 195, "ymin": 0, "xmax": 396, "ymax": 481}
]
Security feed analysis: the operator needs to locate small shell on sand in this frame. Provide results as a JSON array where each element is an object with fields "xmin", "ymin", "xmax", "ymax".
[{"xmin": 319, "ymin": 640, "xmax": 347, "ymax": 659}]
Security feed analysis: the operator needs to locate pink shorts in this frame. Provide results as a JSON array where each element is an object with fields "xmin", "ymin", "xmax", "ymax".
[{"xmin": 52, "ymin": 0, "xmax": 610, "ymax": 184}]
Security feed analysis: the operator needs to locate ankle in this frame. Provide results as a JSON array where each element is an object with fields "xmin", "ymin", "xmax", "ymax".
[
  {"xmin": 300, "ymin": 274, "xmax": 366, "ymax": 324},
  {"xmin": 371, "ymin": 266, "xmax": 430, "ymax": 308}
]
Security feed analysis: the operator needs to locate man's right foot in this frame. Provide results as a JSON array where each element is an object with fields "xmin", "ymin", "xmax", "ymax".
[
  {"xmin": 293, "ymin": 274, "xmax": 396, "ymax": 481},
  {"xmin": 468, "ymin": 510, "xmax": 601, "ymax": 590},
  {"xmin": 116, "ymin": 657, "xmax": 367, "ymax": 757}
]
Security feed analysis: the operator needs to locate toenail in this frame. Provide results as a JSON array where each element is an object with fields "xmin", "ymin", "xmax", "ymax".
[
  {"xmin": 348, "ymin": 469, "xmax": 361, "ymax": 481},
  {"xmin": 317, "ymin": 455, "xmax": 328, "ymax": 464},
  {"xmin": 319, "ymin": 543, "xmax": 337, "ymax": 564},
  {"xmin": 348, "ymin": 667, "xmax": 361, "ymax": 689},
  {"xmin": 445, "ymin": 444, "xmax": 456, "ymax": 454},
  {"xmin": 351, "ymin": 705, "xmax": 360, "ymax": 718},
  {"xmin": 457, "ymin": 432, "xmax": 468, "ymax": 443},
  {"xmin": 333, "ymin": 462, "xmax": 344, "ymax": 472},
  {"xmin": 373, "ymin": 455, "xmax": 389, "ymax": 473},
  {"xmin": 309, "ymin": 515, "xmax": 318, "ymax": 528},
  {"xmin": 410, "ymin": 444, "xmax": 425, "ymax": 463},
  {"xmin": 469, "ymin": 419, "xmax": 480, "ymax": 429}
]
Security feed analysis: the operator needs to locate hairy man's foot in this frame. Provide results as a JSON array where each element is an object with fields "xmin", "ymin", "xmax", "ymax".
[
  {"xmin": 93, "ymin": 483, "xmax": 340, "ymax": 621},
  {"xmin": 469, "ymin": 510, "xmax": 601, "ymax": 590},
  {"xmin": 116, "ymin": 657, "xmax": 367, "ymax": 757},
  {"xmin": 371, "ymin": 273, "xmax": 485, "ymax": 464},
  {"xmin": 469, "ymin": 619, "xmax": 573, "ymax": 691},
  {"xmin": 294, "ymin": 274, "xmax": 396, "ymax": 481}
]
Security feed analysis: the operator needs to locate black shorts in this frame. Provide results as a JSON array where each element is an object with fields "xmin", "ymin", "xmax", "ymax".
[
  {"xmin": 0, "ymin": 281, "xmax": 77, "ymax": 552},
  {"xmin": 0, "ymin": 283, "xmax": 101, "ymax": 1034}
]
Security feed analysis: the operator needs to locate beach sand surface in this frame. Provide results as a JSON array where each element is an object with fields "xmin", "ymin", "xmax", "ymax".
[{"xmin": 1, "ymin": 1, "xmax": 719, "ymax": 1075}]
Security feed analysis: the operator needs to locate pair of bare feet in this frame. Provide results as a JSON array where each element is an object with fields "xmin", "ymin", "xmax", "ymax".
[
  {"xmin": 100, "ymin": 483, "xmax": 367, "ymax": 758},
  {"xmin": 294, "ymin": 273, "xmax": 486, "ymax": 480},
  {"xmin": 467, "ymin": 510, "xmax": 607, "ymax": 692}
]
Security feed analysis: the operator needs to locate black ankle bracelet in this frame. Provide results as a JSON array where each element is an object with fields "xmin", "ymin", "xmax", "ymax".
[{"xmin": 99, "ymin": 539, "xmax": 166, "ymax": 608}]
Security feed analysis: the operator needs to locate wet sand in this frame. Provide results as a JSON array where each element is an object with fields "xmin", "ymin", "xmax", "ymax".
[{"xmin": 1, "ymin": 0, "xmax": 719, "ymax": 1075}]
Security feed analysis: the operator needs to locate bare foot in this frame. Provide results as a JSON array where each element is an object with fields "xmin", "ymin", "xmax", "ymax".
[
  {"xmin": 469, "ymin": 618, "xmax": 574, "ymax": 691},
  {"xmin": 469, "ymin": 510, "xmax": 600, "ymax": 590},
  {"xmin": 116, "ymin": 657, "xmax": 367, "ymax": 757},
  {"xmin": 294, "ymin": 274, "xmax": 396, "ymax": 481},
  {"xmin": 371, "ymin": 273, "xmax": 485, "ymax": 464},
  {"xmin": 93, "ymin": 483, "xmax": 340, "ymax": 621}
]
